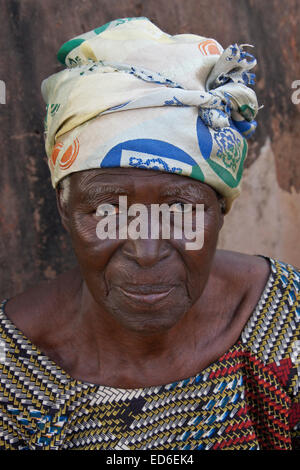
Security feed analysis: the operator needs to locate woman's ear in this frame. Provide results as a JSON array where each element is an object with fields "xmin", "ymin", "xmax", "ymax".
[
  {"xmin": 219, "ymin": 209, "xmax": 224, "ymax": 231},
  {"xmin": 217, "ymin": 196, "xmax": 226, "ymax": 231},
  {"xmin": 56, "ymin": 185, "xmax": 71, "ymax": 234}
]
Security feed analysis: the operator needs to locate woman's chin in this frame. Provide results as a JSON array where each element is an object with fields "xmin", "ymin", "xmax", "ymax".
[{"xmin": 104, "ymin": 289, "xmax": 191, "ymax": 334}]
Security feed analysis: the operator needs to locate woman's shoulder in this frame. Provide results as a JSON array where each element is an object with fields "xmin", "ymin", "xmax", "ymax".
[
  {"xmin": 239, "ymin": 252, "xmax": 300, "ymax": 346},
  {"xmin": 1, "ymin": 266, "xmax": 82, "ymax": 344},
  {"xmin": 213, "ymin": 249, "xmax": 272, "ymax": 280},
  {"xmin": 212, "ymin": 250, "xmax": 272, "ymax": 312},
  {"xmin": 215, "ymin": 249, "xmax": 299, "ymax": 296},
  {"xmin": 213, "ymin": 250, "xmax": 299, "ymax": 349},
  {"xmin": 237, "ymin": 253, "xmax": 300, "ymax": 396}
]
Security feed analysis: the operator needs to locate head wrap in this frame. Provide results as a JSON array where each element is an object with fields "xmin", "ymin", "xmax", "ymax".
[{"xmin": 41, "ymin": 17, "xmax": 259, "ymax": 213}]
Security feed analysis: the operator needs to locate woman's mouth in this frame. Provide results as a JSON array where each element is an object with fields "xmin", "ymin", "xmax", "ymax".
[{"xmin": 115, "ymin": 285, "xmax": 175, "ymax": 305}]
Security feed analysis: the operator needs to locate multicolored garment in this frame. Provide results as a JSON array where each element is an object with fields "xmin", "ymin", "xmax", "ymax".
[
  {"xmin": 41, "ymin": 17, "xmax": 259, "ymax": 213},
  {"xmin": 0, "ymin": 257, "xmax": 299, "ymax": 450}
]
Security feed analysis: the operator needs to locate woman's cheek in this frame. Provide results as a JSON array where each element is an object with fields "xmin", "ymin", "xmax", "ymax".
[
  {"xmin": 69, "ymin": 212, "xmax": 121, "ymax": 268},
  {"xmin": 71, "ymin": 212, "xmax": 100, "ymax": 244}
]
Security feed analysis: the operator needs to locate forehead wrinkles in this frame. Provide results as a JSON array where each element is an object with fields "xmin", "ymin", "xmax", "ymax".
[
  {"xmin": 162, "ymin": 184, "xmax": 213, "ymax": 200},
  {"xmin": 74, "ymin": 169, "xmax": 165, "ymax": 196},
  {"xmin": 71, "ymin": 169, "xmax": 216, "ymax": 201},
  {"xmin": 74, "ymin": 172, "xmax": 129, "ymax": 196}
]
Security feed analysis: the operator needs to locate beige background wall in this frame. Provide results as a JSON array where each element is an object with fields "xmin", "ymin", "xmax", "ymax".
[
  {"xmin": 0, "ymin": 0, "xmax": 299, "ymax": 300},
  {"xmin": 218, "ymin": 137, "xmax": 300, "ymax": 267}
]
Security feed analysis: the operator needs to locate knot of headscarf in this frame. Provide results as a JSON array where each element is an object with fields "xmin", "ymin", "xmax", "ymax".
[{"xmin": 41, "ymin": 17, "xmax": 259, "ymax": 212}]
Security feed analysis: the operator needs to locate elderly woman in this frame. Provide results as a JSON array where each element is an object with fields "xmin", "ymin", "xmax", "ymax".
[{"xmin": 0, "ymin": 17, "xmax": 299, "ymax": 451}]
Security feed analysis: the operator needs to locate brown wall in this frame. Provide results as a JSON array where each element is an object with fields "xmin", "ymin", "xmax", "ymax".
[{"xmin": 0, "ymin": 0, "xmax": 299, "ymax": 300}]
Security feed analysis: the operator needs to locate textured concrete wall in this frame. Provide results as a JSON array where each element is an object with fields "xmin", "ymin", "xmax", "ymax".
[
  {"xmin": 218, "ymin": 138, "xmax": 300, "ymax": 267},
  {"xmin": 0, "ymin": 0, "xmax": 299, "ymax": 299}
]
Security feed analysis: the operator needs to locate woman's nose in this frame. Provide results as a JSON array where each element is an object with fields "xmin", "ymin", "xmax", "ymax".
[{"xmin": 121, "ymin": 238, "xmax": 172, "ymax": 267}]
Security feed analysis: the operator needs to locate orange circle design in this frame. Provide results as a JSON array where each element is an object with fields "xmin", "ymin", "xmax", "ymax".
[
  {"xmin": 50, "ymin": 142, "xmax": 64, "ymax": 168},
  {"xmin": 198, "ymin": 40, "xmax": 222, "ymax": 56},
  {"xmin": 59, "ymin": 138, "xmax": 80, "ymax": 170}
]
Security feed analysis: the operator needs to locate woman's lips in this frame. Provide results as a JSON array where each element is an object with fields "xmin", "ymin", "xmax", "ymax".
[{"xmin": 116, "ymin": 286, "xmax": 175, "ymax": 305}]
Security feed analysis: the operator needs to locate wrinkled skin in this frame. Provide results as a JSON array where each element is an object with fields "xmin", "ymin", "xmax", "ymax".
[
  {"xmin": 61, "ymin": 168, "xmax": 224, "ymax": 335},
  {"xmin": 5, "ymin": 168, "xmax": 270, "ymax": 388}
]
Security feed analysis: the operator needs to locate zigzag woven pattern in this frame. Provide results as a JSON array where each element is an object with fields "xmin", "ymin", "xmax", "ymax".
[{"xmin": 0, "ymin": 257, "xmax": 299, "ymax": 450}]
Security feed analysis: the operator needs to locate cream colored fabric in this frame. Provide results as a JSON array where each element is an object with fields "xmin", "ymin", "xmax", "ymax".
[{"xmin": 41, "ymin": 17, "xmax": 259, "ymax": 212}]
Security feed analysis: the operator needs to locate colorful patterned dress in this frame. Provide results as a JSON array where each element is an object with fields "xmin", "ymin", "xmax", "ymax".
[{"xmin": 0, "ymin": 257, "xmax": 299, "ymax": 450}]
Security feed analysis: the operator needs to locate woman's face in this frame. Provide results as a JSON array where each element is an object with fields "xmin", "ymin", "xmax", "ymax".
[{"xmin": 57, "ymin": 168, "xmax": 224, "ymax": 334}]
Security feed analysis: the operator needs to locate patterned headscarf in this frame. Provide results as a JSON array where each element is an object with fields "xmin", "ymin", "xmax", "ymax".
[{"xmin": 41, "ymin": 17, "xmax": 259, "ymax": 213}]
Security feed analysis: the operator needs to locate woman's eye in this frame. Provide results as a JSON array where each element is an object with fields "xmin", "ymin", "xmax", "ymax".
[
  {"xmin": 169, "ymin": 202, "xmax": 193, "ymax": 213},
  {"xmin": 95, "ymin": 203, "xmax": 119, "ymax": 216}
]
